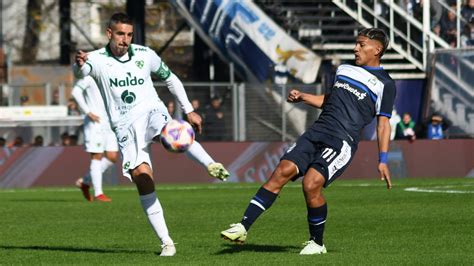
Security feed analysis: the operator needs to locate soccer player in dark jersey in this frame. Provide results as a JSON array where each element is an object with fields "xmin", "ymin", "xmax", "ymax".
[{"xmin": 221, "ymin": 28, "xmax": 396, "ymax": 255}]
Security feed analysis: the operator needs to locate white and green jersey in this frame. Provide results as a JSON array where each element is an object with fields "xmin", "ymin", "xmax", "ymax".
[{"xmin": 75, "ymin": 44, "xmax": 193, "ymax": 128}]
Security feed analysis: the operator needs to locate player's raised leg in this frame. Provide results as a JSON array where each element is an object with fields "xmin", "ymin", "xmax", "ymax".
[
  {"xmin": 131, "ymin": 163, "xmax": 176, "ymax": 256},
  {"xmin": 300, "ymin": 168, "xmax": 327, "ymax": 255},
  {"xmin": 221, "ymin": 160, "xmax": 297, "ymax": 243},
  {"xmin": 150, "ymin": 109, "xmax": 229, "ymax": 181}
]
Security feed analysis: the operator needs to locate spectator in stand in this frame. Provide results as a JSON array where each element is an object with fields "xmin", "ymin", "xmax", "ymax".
[
  {"xmin": 67, "ymin": 98, "xmax": 81, "ymax": 116},
  {"xmin": 439, "ymin": 3, "xmax": 459, "ymax": 47},
  {"xmin": 61, "ymin": 132, "xmax": 71, "ymax": 146},
  {"xmin": 69, "ymin": 135, "xmax": 79, "ymax": 146},
  {"xmin": 0, "ymin": 137, "xmax": 11, "ymax": 165},
  {"xmin": 51, "ymin": 90, "xmax": 60, "ymax": 105},
  {"xmin": 191, "ymin": 99, "xmax": 203, "ymax": 117},
  {"xmin": 191, "ymin": 99, "xmax": 204, "ymax": 142},
  {"xmin": 427, "ymin": 114, "xmax": 450, "ymax": 140},
  {"xmin": 32, "ymin": 135, "xmax": 44, "ymax": 147},
  {"xmin": 461, "ymin": 17, "xmax": 474, "ymax": 46},
  {"xmin": 461, "ymin": 0, "xmax": 474, "ymax": 25},
  {"xmin": 20, "ymin": 95, "xmax": 29, "ymax": 106},
  {"xmin": 9, "ymin": 136, "xmax": 25, "ymax": 152},
  {"xmin": 411, "ymin": 0, "xmax": 443, "ymax": 31},
  {"xmin": 166, "ymin": 100, "xmax": 176, "ymax": 118},
  {"xmin": 395, "ymin": 112, "xmax": 416, "ymax": 141},
  {"xmin": 203, "ymin": 96, "xmax": 226, "ymax": 141}
]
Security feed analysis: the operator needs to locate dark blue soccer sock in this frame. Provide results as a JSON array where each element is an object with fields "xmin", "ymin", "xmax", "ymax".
[
  {"xmin": 307, "ymin": 203, "xmax": 327, "ymax": 246},
  {"xmin": 240, "ymin": 187, "xmax": 278, "ymax": 231}
]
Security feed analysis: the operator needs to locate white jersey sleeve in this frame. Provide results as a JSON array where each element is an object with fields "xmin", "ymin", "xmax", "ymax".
[
  {"xmin": 149, "ymin": 50, "xmax": 194, "ymax": 114},
  {"xmin": 71, "ymin": 75, "xmax": 108, "ymax": 120},
  {"xmin": 72, "ymin": 78, "xmax": 91, "ymax": 114}
]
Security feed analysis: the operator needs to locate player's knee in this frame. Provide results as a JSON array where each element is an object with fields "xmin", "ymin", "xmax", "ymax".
[
  {"xmin": 303, "ymin": 174, "xmax": 325, "ymax": 195},
  {"xmin": 272, "ymin": 162, "xmax": 297, "ymax": 180},
  {"xmin": 107, "ymin": 154, "xmax": 118, "ymax": 163},
  {"xmin": 131, "ymin": 172, "xmax": 155, "ymax": 195},
  {"xmin": 131, "ymin": 163, "xmax": 152, "ymax": 179}
]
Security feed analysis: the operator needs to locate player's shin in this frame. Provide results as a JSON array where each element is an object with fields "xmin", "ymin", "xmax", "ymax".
[
  {"xmin": 307, "ymin": 203, "xmax": 327, "ymax": 245},
  {"xmin": 184, "ymin": 141, "xmax": 214, "ymax": 166},
  {"xmin": 90, "ymin": 159, "xmax": 103, "ymax": 196},
  {"xmin": 100, "ymin": 157, "xmax": 114, "ymax": 172},
  {"xmin": 240, "ymin": 187, "xmax": 278, "ymax": 230},
  {"xmin": 140, "ymin": 192, "xmax": 173, "ymax": 245}
]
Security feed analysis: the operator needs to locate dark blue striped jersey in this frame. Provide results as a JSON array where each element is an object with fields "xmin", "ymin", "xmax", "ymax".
[{"xmin": 311, "ymin": 64, "xmax": 396, "ymax": 144}]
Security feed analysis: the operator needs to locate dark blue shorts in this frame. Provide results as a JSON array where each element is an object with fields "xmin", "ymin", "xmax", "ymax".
[{"xmin": 281, "ymin": 130, "xmax": 356, "ymax": 187}]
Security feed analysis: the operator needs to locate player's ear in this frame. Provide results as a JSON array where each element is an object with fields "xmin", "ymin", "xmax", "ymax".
[
  {"xmin": 374, "ymin": 44, "xmax": 383, "ymax": 57},
  {"xmin": 106, "ymin": 27, "xmax": 112, "ymax": 40}
]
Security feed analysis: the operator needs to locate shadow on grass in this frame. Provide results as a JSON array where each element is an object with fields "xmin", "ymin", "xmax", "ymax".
[
  {"xmin": 215, "ymin": 243, "xmax": 300, "ymax": 255},
  {"xmin": 8, "ymin": 199, "xmax": 82, "ymax": 202},
  {"xmin": 0, "ymin": 245, "xmax": 149, "ymax": 254}
]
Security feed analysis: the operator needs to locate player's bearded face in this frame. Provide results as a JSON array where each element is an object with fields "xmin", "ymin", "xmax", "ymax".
[
  {"xmin": 107, "ymin": 23, "xmax": 133, "ymax": 57},
  {"xmin": 353, "ymin": 36, "xmax": 382, "ymax": 67}
]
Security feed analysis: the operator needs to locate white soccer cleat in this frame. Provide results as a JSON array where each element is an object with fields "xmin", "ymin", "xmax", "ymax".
[
  {"xmin": 207, "ymin": 162, "xmax": 230, "ymax": 181},
  {"xmin": 221, "ymin": 223, "xmax": 247, "ymax": 244},
  {"xmin": 299, "ymin": 240, "xmax": 327, "ymax": 255},
  {"xmin": 160, "ymin": 242, "xmax": 176, "ymax": 257}
]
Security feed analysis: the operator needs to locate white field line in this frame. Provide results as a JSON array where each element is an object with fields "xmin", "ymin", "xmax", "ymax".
[{"xmin": 404, "ymin": 187, "xmax": 474, "ymax": 194}]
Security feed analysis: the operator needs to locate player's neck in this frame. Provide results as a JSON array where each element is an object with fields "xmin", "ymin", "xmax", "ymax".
[
  {"xmin": 106, "ymin": 43, "xmax": 129, "ymax": 58},
  {"xmin": 363, "ymin": 58, "xmax": 381, "ymax": 67}
]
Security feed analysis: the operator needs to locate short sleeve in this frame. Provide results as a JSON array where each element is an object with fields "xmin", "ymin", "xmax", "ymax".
[{"xmin": 377, "ymin": 81, "xmax": 396, "ymax": 117}]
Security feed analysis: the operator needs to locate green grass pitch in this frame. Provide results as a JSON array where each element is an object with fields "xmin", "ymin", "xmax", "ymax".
[{"xmin": 0, "ymin": 178, "xmax": 473, "ymax": 264}]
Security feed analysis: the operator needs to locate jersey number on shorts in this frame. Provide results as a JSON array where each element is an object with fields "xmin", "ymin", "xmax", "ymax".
[{"xmin": 321, "ymin": 147, "xmax": 337, "ymax": 163}]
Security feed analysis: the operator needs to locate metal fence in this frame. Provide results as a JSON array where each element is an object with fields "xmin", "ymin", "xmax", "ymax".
[
  {"xmin": 428, "ymin": 48, "xmax": 474, "ymax": 136},
  {"xmin": 0, "ymin": 81, "xmax": 324, "ymax": 146}
]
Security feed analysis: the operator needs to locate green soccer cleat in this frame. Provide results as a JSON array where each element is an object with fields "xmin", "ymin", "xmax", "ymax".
[
  {"xmin": 221, "ymin": 223, "xmax": 247, "ymax": 244},
  {"xmin": 207, "ymin": 162, "xmax": 230, "ymax": 181},
  {"xmin": 299, "ymin": 240, "xmax": 327, "ymax": 255}
]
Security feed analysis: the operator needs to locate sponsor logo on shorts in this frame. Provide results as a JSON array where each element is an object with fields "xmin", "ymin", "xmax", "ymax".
[
  {"xmin": 123, "ymin": 161, "xmax": 130, "ymax": 170},
  {"xmin": 327, "ymin": 141, "xmax": 352, "ymax": 180}
]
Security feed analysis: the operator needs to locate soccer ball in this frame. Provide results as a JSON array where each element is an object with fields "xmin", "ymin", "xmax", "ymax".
[{"xmin": 160, "ymin": 119, "xmax": 195, "ymax": 153}]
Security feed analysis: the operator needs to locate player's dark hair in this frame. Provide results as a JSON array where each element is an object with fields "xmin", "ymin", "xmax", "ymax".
[
  {"xmin": 358, "ymin": 28, "xmax": 389, "ymax": 57},
  {"xmin": 108, "ymin": 13, "xmax": 133, "ymax": 28}
]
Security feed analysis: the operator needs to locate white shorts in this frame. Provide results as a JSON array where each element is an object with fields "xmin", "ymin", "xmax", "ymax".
[
  {"xmin": 115, "ymin": 106, "xmax": 171, "ymax": 180},
  {"xmin": 83, "ymin": 117, "xmax": 119, "ymax": 153}
]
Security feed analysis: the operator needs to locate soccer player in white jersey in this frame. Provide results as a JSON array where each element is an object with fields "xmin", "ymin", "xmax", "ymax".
[
  {"xmin": 72, "ymin": 76, "xmax": 119, "ymax": 202},
  {"xmin": 221, "ymin": 28, "xmax": 396, "ymax": 255},
  {"xmin": 73, "ymin": 13, "xmax": 229, "ymax": 256}
]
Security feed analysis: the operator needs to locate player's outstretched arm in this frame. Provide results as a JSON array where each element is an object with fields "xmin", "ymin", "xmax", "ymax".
[
  {"xmin": 287, "ymin": 89, "xmax": 325, "ymax": 108},
  {"xmin": 376, "ymin": 115, "xmax": 392, "ymax": 189}
]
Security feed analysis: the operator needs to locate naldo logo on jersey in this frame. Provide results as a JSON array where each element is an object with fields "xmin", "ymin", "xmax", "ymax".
[
  {"xmin": 121, "ymin": 90, "xmax": 136, "ymax": 104},
  {"xmin": 110, "ymin": 72, "xmax": 144, "ymax": 87}
]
